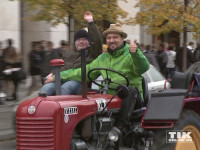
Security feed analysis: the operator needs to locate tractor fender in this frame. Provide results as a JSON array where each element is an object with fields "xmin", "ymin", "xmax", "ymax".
[{"xmin": 143, "ymin": 89, "xmax": 187, "ymax": 121}]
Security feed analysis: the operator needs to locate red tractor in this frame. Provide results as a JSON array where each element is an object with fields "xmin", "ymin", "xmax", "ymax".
[{"xmin": 16, "ymin": 56, "xmax": 200, "ymax": 150}]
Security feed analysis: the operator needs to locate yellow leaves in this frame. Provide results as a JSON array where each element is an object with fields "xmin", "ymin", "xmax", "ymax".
[
  {"xmin": 134, "ymin": 0, "xmax": 200, "ymax": 38},
  {"xmin": 18, "ymin": 0, "xmax": 129, "ymax": 29}
]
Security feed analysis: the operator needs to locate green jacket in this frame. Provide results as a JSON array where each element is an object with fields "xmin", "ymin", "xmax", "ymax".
[{"xmin": 60, "ymin": 43, "xmax": 150, "ymax": 98}]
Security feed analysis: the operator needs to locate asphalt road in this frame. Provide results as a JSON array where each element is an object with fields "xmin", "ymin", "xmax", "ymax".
[
  {"xmin": 0, "ymin": 78, "xmax": 40, "ymax": 148},
  {"xmin": 0, "ymin": 139, "xmax": 136, "ymax": 150},
  {"xmin": 0, "ymin": 139, "xmax": 16, "ymax": 150}
]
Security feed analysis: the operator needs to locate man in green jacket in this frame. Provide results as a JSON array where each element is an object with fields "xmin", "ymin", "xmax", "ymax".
[{"xmin": 44, "ymin": 23, "xmax": 150, "ymax": 127}]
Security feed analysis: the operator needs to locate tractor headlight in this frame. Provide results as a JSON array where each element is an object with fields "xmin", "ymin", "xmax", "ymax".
[
  {"xmin": 108, "ymin": 127, "xmax": 121, "ymax": 142},
  {"xmin": 28, "ymin": 105, "xmax": 36, "ymax": 114}
]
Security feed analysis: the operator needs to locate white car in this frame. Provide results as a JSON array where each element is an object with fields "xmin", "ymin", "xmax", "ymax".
[
  {"xmin": 92, "ymin": 65, "xmax": 170, "ymax": 93},
  {"xmin": 143, "ymin": 65, "xmax": 170, "ymax": 93}
]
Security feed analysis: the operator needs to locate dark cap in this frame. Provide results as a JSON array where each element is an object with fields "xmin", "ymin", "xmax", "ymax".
[{"xmin": 74, "ymin": 29, "xmax": 89, "ymax": 42}]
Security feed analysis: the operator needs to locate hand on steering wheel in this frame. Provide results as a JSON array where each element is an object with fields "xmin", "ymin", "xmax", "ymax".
[{"xmin": 88, "ymin": 68, "xmax": 129, "ymax": 92}]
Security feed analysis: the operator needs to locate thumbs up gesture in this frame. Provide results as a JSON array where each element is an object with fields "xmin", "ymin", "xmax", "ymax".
[{"xmin": 129, "ymin": 40, "xmax": 137, "ymax": 54}]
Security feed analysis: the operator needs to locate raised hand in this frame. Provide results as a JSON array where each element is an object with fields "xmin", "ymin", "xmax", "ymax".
[
  {"xmin": 84, "ymin": 11, "xmax": 93, "ymax": 23},
  {"xmin": 129, "ymin": 40, "xmax": 137, "ymax": 54}
]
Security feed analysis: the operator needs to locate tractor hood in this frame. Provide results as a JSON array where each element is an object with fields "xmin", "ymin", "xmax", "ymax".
[{"xmin": 17, "ymin": 93, "xmax": 122, "ymax": 119}]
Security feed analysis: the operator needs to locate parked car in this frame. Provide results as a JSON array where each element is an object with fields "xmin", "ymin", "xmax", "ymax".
[
  {"xmin": 143, "ymin": 65, "xmax": 170, "ymax": 93},
  {"xmin": 186, "ymin": 61, "xmax": 200, "ymax": 73},
  {"xmin": 92, "ymin": 65, "xmax": 170, "ymax": 93}
]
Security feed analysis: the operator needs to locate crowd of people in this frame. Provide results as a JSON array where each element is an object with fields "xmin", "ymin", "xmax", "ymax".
[
  {"xmin": 135, "ymin": 41, "xmax": 199, "ymax": 79},
  {"xmin": 0, "ymin": 38, "xmax": 72, "ymax": 101},
  {"xmin": 29, "ymin": 39, "xmax": 71, "ymax": 87},
  {"xmin": 0, "ymin": 11, "xmax": 102, "ymax": 101}
]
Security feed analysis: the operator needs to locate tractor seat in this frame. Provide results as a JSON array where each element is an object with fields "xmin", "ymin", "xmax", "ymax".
[
  {"xmin": 152, "ymin": 71, "xmax": 193, "ymax": 97},
  {"xmin": 171, "ymin": 71, "xmax": 193, "ymax": 89}
]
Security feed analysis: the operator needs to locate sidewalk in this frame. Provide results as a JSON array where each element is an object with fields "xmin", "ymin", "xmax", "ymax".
[
  {"xmin": 0, "ymin": 105, "xmax": 16, "ymax": 141},
  {"xmin": 0, "ymin": 78, "xmax": 40, "ymax": 142}
]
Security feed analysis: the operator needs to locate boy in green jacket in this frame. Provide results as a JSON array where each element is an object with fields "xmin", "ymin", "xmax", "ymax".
[{"xmin": 44, "ymin": 23, "xmax": 150, "ymax": 127}]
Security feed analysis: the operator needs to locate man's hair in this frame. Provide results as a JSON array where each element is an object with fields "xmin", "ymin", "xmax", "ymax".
[
  {"xmin": 159, "ymin": 43, "xmax": 164, "ymax": 49},
  {"xmin": 145, "ymin": 45, "xmax": 151, "ymax": 51},
  {"xmin": 189, "ymin": 42, "xmax": 194, "ymax": 45},
  {"xmin": 48, "ymin": 41, "xmax": 53, "ymax": 47},
  {"xmin": 7, "ymin": 39, "xmax": 13, "ymax": 46},
  {"xmin": 151, "ymin": 44, "xmax": 157, "ymax": 50},
  {"xmin": 197, "ymin": 42, "xmax": 200, "ymax": 48},
  {"xmin": 126, "ymin": 39, "xmax": 131, "ymax": 44},
  {"xmin": 60, "ymin": 40, "xmax": 69, "ymax": 46},
  {"xmin": 168, "ymin": 45, "xmax": 174, "ymax": 50}
]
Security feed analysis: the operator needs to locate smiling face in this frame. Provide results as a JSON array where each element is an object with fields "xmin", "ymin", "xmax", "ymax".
[
  {"xmin": 106, "ymin": 33, "xmax": 124, "ymax": 51},
  {"xmin": 75, "ymin": 38, "xmax": 89, "ymax": 51}
]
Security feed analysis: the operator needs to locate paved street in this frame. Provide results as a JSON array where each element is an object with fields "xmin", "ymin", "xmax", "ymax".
[
  {"xmin": 0, "ymin": 78, "xmax": 40, "ymax": 147},
  {"xmin": 0, "ymin": 105, "xmax": 15, "ymax": 142},
  {"xmin": 0, "ymin": 139, "xmax": 16, "ymax": 150}
]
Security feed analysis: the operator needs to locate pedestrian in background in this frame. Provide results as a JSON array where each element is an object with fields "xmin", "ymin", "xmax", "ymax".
[
  {"xmin": 126, "ymin": 39, "xmax": 131, "ymax": 45},
  {"xmin": 143, "ymin": 44, "xmax": 160, "ymax": 70},
  {"xmin": 164, "ymin": 42, "xmax": 169, "ymax": 52},
  {"xmin": 40, "ymin": 40, "xmax": 49, "ymax": 51},
  {"xmin": 138, "ymin": 43, "xmax": 145, "ymax": 51},
  {"xmin": 0, "ymin": 41, "xmax": 3, "ymax": 74},
  {"xmin": 0, "ymin": 41, "xmax": 4, "ymax": 96},
  {"xmin": 194, "ymin": 42, "xmax": 200, "ymax": 62},
  {"xmin": 187, "ymin": 41, "xmax": 195, "ymax": 53},
  {"xmin": 175, "ymin": 46, "xmax": 194, "ymax": 72},
  {"xmin": 55, "ymin": 40, "xmax": 70, "ymax": 59},
  {"xmin": 0, "ymin": 41, "xmax": 3, "ymax": 56},
  {"xmin": 40, "ymin": 41, "xmax": 58, "ymax": 83},
  {"xmin": 156, "ymin": 43, "xmax": 168, "ymax": 76},
  {"xmin": 166, "ymin": 44, "xmax": 176, "ymax": 79},
  {"xmin": 2, "ymin": 39, "xmax": 21, "ymax": 100},
  {"xmin": 150, "ymin": 44, "xmax": 157, "ymax": 53},
  {"xmin": 29, "ymin": 42, "xmax": 43, "ymax": 90}
]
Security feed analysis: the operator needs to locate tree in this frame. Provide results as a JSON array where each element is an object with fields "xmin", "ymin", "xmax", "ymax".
[
  {"xmin": 134, "ymin": 0, "xmax": 200, "ymax": 71},
  {"xmin": 18, "ymin": 0, "xmax": 128, "ymax": 30}
]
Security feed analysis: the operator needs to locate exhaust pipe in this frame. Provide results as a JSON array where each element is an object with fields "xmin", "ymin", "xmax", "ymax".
[
  {"xmin": 81, "ymin": 49, "xmax": 87, "ymax": 98},
  {"xmin": 50, "ymin": 59, "xmax": 64, "ymax": 95}
]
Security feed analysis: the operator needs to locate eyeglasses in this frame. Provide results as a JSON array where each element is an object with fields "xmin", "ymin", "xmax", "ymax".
[{"xmin": 76, "ymin": 38, "xmax": 88, "ymax": 42}]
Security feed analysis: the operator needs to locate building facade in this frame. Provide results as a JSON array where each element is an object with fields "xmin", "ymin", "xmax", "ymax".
[
  {"xmin": 0, "ymin": 0, "xmax": 68, "ymax": 71},
  {"xmin": 0, "ymin": 0, "xmax": 196, "ymax": 72}
]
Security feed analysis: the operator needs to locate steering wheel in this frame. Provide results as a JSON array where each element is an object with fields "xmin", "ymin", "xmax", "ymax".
[{"xmin": 88, "ymin": 68, "xmax": 129, "ymax": 91}]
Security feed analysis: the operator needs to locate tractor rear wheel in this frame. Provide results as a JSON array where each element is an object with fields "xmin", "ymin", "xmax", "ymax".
[{"xmin": 151, "ymin": 109, "xmax": 200, "ymax": 150}]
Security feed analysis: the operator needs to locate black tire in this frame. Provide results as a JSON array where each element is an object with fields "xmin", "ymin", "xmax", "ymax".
[{"xmin": 151, "ymin": 109, "xmax": 200, "ymax": 150}]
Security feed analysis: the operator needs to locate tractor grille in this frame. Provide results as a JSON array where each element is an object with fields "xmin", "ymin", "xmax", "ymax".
[{"xmin": 17, "ymin": 117, "xmax": 54, "ymax": 150}]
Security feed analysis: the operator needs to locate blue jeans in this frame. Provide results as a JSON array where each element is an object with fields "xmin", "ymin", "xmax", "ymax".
[{"xmin": 40, "ymin": 80, "xmax": 81, "ymax": 96}]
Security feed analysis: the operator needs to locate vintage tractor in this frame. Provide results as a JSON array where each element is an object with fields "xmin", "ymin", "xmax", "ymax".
[{"xmin": 16, "ymin": 49, "xmax": 200, "ymax": 150}]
